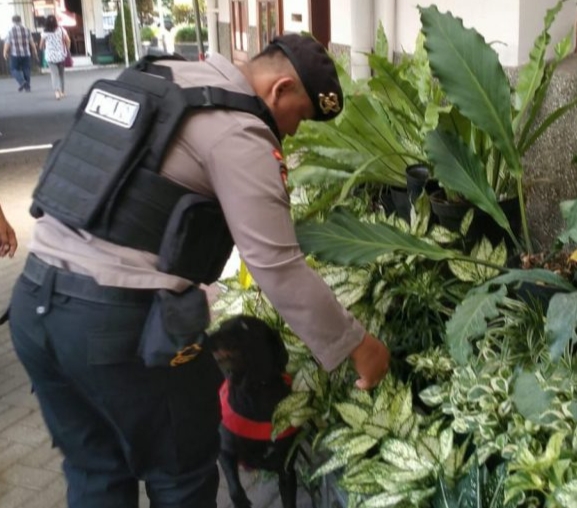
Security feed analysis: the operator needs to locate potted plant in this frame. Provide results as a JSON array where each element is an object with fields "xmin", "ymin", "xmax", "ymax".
[
  {"xmin": 419, "ymin": 1, "xmax": 577, "ymax": 254},
  {"xmin": 284, "ymin": 24, "xmax": 442, "ymax": 222}
]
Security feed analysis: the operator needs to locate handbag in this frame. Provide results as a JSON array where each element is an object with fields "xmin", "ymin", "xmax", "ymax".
[{"xmin": 61, "ymin": 29, "xmax": 73, "ymax": 67}]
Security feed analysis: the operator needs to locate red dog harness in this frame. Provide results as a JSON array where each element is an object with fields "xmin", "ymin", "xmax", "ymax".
[{"xmin": 219, "ymin": 374, "xmax": 298, "ymax": 441}]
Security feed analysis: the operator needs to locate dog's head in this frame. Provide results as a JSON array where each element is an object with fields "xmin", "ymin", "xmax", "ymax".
[{"xmin": 209, "ymin": 315, "xmax": 289, "ymax": 384}]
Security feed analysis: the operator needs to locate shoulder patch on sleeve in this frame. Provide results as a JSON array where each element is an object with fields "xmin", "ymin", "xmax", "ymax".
[{"xmin": 272, "ymin": 149, "xmax": 289, "ymax": 191}]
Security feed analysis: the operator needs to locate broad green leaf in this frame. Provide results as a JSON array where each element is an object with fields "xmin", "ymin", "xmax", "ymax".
[
  {"xmin": 361, "ymin": 492, "xmax": 408, "ymax": 508},
  {"xmin": 455, "ymin": 461, "xmax": 481, "ymax": 508},
  {"xmin": 334, "ymin": 402, "xmax": 370, "ymax": 430},
  {"xmin": 296, "ymin": 210, "xmax": 458, "ymax": 266},
  {"xmin": 546, "ymin": 292, "xmax": 577, "ymax": 360},
  {"xmin": 553, "ymin": 479, "xmax": 577, "ymax": 506},
  {"xmin": 420, "ymin": 5, "xmax": 521, "ymax": 176},
  {"xmin": 432, "ymin": 476, "xmax": 459, "ymax": 508},
  {"xmin": 558, "ymin": 199, "xmax": 577, "ymax": 244},
  {"xmin": 288, "ymin": 165, "xmax": 355, "ymax": 186},
  {"xmin": 513, "ymin": 0, "xmax": 565, "ymax": 125},
  {"xmin": 425, "ymin": 129, "xmax": 513, "ymax": 237},
  {"xmin": 512, "ymin": 371, "xmax": 554, "ymax": 422},
  {"xmin": 369, "ymin": 54, "xmax": 425, "ymax": 118},
  {"xmin": 380, "ymin": 438, "xmax": 435, "ymax": 471},
  {"xmin": 445, "ymin": 286, "xmax": 507, "ymax": 365},
  {"xmin": 374, "ymin": 21, "xmax": 389, "ymax": 59},
  {"xmin": 472, "ymin": 268, "xmax": 575, "ymax": 293}
]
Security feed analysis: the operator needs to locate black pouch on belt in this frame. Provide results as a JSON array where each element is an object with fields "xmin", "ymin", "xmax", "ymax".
[
  {"xmin": 138, "ymin": 285, "xmax": 210, "ymax": 367},
  {"xmin": 138, "ymin": 192, "xmax": 230, "ymax": 367}
]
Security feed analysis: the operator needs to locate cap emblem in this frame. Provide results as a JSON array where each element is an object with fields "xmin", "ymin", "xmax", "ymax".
[{"xmin": 319, "ymin": 92, "xmax": 341, "ymax": 115}]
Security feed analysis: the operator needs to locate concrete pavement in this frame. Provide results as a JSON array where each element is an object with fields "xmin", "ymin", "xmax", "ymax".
[{"xmin": 0, "ymin": 68, "xmax": 315, "ymax": 507}]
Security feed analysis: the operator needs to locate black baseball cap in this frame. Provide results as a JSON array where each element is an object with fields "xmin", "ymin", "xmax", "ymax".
[{"xmin": 269, "ymin": 33, "xmax": 343, "ymax": 121}]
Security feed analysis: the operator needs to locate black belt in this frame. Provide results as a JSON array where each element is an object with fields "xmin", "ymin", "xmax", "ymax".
[{"xmin": 22, "ymin": 254, "xmax": 155, "ymax": 304}]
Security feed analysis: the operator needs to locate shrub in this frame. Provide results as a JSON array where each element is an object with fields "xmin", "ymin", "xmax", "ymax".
[
  {"xmin": 175, "ymin": 24, "xmax": 208, "ymax": 43},
  {"xmin": 140, "ymin": 25, "xmax": 155, "ymax": 42},
  {"xmin": 110, "ymin": 3, "xmax": 135, "ymax": 61}
]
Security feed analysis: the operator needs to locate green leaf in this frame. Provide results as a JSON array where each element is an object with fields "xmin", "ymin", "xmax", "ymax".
[
  {"xmin": 445, "ymin": 286, "xmax": 507, "ymax": 365},
  {"xmin": 374, "ymin": 21, "xmax": 389, "ymax": 59},
  {"xmin": 472, "ymin": 268, "xmax": 575, "ymax": 293},
  {"xmin": 425, "ymin": 129, "xmax": 513, "ymax": 237},
  {"xmin": 420, "ymin": 5, "xmax": 521, "ymax": 176},
  {"xmin": 296, "ymin": 209, "xmax": 458, "ymax": 266},
  {"xmin": 432, "ymin": 476, "xmax": 459, "ymax": 508},
  {"xmin": 380, "ymin": 438, "xmax": 435, "ymax": 471},
  {"xmin": 553, "ymin": 479, "xmax": 577, "ymax": 507},
  {"xmin": 546, "ymin": 292, "xmax": 577, "ymax": 360},
  {"xmin": 512, "ymin": 371, "xmax": 554, "ymax": 422},
  {"xmin": 558, "ymin": 199, "xmax": 577, "ymax": 244},
  {"xmin": 513, "ymin": 0, "xmax": 565, "ymax": 127},
  {"xmin": 456, "ymin": 461, "xmax": 481, "ymax": 508}
]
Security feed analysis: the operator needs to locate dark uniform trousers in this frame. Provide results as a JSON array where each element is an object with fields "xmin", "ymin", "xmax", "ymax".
[{"xmin": 9, "ymin": 255, "xmax": 223, "ymax": 508}]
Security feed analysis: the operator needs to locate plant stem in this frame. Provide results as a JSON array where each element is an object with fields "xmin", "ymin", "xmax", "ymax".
[{"xmin": 516, "ymin": 177, "xmax": 533, "ymax": 254}]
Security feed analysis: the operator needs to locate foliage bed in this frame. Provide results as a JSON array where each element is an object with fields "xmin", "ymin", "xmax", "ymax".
[
  {"xmin": 212, "ymin": 3, "xmax": 577, "ymax": 507},
  {"xmin": 174, "ymin": 25, "xmax": 208, "ymax": 43}
]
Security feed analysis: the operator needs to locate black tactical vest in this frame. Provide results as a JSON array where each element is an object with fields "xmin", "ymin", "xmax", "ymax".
[{"xmin": 30, "ymin": 55, "xmax": 281, "ymax": 284}]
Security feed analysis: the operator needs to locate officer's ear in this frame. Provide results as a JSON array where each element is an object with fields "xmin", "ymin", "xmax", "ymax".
[{"xmin": 271, "ymin": 76, "xmax": 297, "ymax": 106}]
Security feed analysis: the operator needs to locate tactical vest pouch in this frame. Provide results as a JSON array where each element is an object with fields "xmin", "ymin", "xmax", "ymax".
[
  {"xmin": 158, "ymin": 194, "xmax": 234, "ymax": 285},
  {"xmin": 138, "ymin": 286, "xmax": 209, "ymax": 367},
  {"xmin": 32, "ymin": 79, "xmax": 158, "ymax": 228}
]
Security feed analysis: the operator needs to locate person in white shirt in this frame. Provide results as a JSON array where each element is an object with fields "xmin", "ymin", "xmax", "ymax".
[{"xmin": 39, "ymin": 15, "xmax": 71, "ymax": 100}]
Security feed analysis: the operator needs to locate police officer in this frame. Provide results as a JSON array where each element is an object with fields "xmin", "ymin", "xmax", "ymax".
[{"xmin": 8, "ymin": 34, "xmax": 390, "ymax": 508}]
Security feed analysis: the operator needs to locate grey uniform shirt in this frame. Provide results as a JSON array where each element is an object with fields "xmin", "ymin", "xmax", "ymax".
[{"xmin": 29, "ymin": 54, "xmax": 365, "ymax": 370}]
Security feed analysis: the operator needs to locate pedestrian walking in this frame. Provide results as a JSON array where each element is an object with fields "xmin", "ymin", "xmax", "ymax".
[
  {"xmin": 8, "ymin": 34, "xmax": 391, "ymax": 508},
  {"xmin": 0, "ymin": 204, "xmax": 17, "ymax": 258},
  {"xmin": 3, "ymin": 15, "xmax": 38, "ymax": 92},
  {"xmin": 39, "ymin": 15, "xmax": 71, "ymax": 100}
]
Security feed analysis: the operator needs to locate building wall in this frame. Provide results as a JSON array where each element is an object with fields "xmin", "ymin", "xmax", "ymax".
[
  {"xmin": 217, "ymin": 20, "xmax": 232, "ymax": 60},
  {"xmin": 282, "ymin": 0, "xmax": 310, "ymax": 33}
]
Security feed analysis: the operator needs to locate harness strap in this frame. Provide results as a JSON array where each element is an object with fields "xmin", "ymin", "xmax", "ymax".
[
  {"xmin": 181, "ymin": 87, "xmax": 281, "ymax": 143},
  {"xmin": 219, "ymin": 376, "xmax": 298, "ymax": 441}
]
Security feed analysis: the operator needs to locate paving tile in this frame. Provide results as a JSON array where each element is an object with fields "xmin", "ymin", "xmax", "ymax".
[
  {"xmin": 18, "ymin": 476, "xmax": 66, "ymax": 508},
  {"xmin": 1, "ymin": 423, "xmax": 50, "ymax": 448},
  {"xmin": 1, "ymin": 463, "xmax": 60, "ymax": 490},
  {"xmin": 0, "ymin": 443, "xmax": 34, "ymax": 472},
  {"xmin": 0, "ymin": 482, "xmax": 38, "ymax": 508},
  {"xmin": 19, "ymin": 441, "xmax": 61, "ymax": 470}
]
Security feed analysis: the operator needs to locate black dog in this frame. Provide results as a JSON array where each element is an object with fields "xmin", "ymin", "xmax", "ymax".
[{"xmin": 210, "ymin": 315, "xmax": 298, "ymax": 508}]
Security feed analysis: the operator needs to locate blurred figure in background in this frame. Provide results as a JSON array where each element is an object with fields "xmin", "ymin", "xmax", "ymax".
[
  {"xmin": 39, "ymin": 15, "xmax": 71, "ymax": 100},
  {"xmin": 3, "ymin": 15, "xmax": 38, "ymax": 92}
]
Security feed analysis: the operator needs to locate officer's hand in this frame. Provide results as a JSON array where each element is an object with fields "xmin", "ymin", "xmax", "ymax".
[
  {"xmin": 350, "ymin": 333, "xmax": 390, "ymax": 390},
  {"xmin": 0, "ymin": 209, "xmax": 17, "ymax": 258}
]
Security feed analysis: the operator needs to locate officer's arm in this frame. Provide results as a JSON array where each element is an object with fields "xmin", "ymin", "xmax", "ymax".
[{"xmin": 204, "ymin": 121, "xmax": 389, "ymax": 384}]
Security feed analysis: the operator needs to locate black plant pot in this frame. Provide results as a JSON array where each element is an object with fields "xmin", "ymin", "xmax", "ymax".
[
  {"xmin": 430, "ymin": 190, "xmax": 522, "ymax": 248},
  {"xmin": 377, "ymin": 186, "xmax": 396, "ymax": 216},
  {"xmin": 512, "ymin": 282, "xmax": 567, "ymax": 311},
  {"xmin": 405, "ymin": 164, "xmax": 439, "ymax": 203},
  {"xmin": 390, "ymin": 186, "xmax": 411, "ymax": 223}
]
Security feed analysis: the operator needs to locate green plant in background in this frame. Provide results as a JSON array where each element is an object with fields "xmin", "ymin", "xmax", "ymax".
[
  {"xmin": 420, "ymin": 0, "xmax": 577, "ymax": 254},
  {"xmin": 174, "ymin": 24, "xmax": 208, "ymax": 43},
  {"xmin": 140, "ymin": 25, "xmax": 156, "ymax": 42},
  {"xmin": 284, "ymin": 24, "xmax": 442, "ymax": 219},
  {"xmin": 110, "ymin": 3, "xmax": 135, "ymax": 61}
]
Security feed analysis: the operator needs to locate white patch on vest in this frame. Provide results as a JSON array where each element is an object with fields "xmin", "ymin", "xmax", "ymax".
[{"xmin": 85, "ymin": 89, "xmax": 140, "ymax": 128}]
